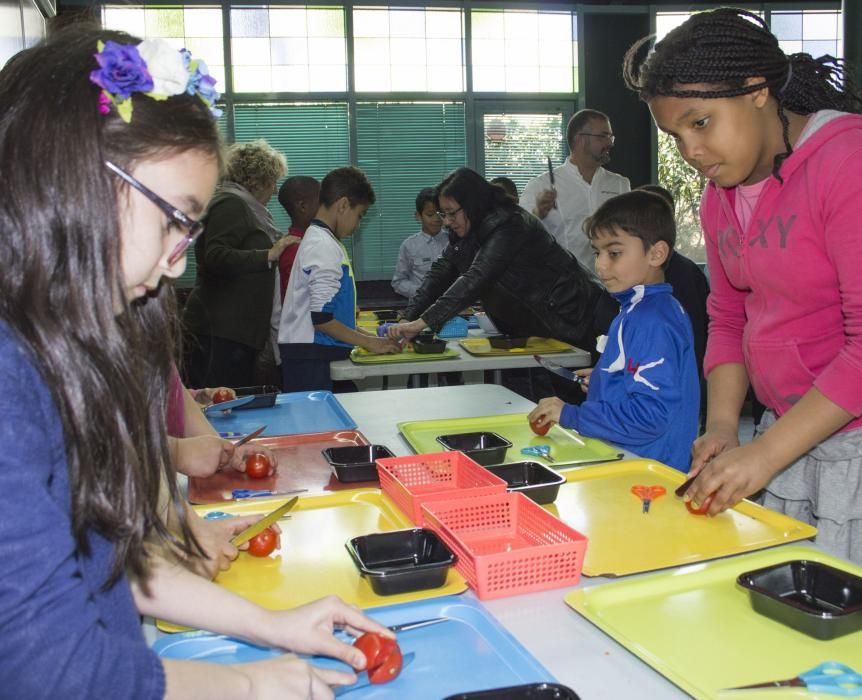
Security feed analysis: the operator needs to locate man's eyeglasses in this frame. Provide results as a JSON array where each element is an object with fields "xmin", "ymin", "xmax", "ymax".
[
  {"xmin": 578, "ymin": 132, "xmax": 616, "ymax": 145},
  {"xmin": 436, "ymin": 206, "xmax": 463, "ymax": 222},
  {"xmin": 105, "ymin": 160, "xmax": 204, "ymax": 267}
]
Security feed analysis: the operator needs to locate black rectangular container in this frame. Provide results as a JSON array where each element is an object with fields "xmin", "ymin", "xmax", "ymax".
[
  {"xmin": 737, "ymin": 559, "xmax": 862, "ymax": 640},
  {"xmin": 233, "ymin": 385, "xmax": 279, "ymax": 410},
  {"xmin": 489, "ymin": 335, "xmax": 528, "ymax": 350},
  {"xmin": 321, "ymin": 444, "xmax": 394, "ymax": 483},
  {"xmin": 485, "ymin": 462, "xmax": 566, "ymax": 505},
  {"xmin": 346, "ymin": 528, "xmax": 456, "ymax": 595},
  {"xmin": 436, "ymin": 432, "xmax": 513, "ymax": 466},
  {"xmin": 412, "ymin": 334, "xmax": 447, "ymax": 354},
  {"xmin": 374, "ymin": 309, "xmax": 399, "ymax": 321},
  {"xmin": 444, "ymin": 683, "xmax": 580, "ymax": 699}
]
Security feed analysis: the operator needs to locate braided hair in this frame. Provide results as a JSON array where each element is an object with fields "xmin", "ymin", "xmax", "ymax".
[{"xmin": 623, "ymin": 7, "xmax": 862, "ymax": 181}]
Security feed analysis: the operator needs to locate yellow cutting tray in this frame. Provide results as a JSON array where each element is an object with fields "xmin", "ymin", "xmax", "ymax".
[
  {"xmin": 566, "ymin": 545, "xmax": 862, "ymax": 699},
  {"xmin": 459, "ymin": 337, "xmax": 575, "ymax": 356},
  {"xmin": 551, "ymin": 459, "xmax": 817, "ymax": 577},
  {"xmin": 157, "ymin": 490, "xmax": 466, "ymax": 632},
  {"xmin": 350, "ymin": 346, "xmax": 459, "ymax": 364}
]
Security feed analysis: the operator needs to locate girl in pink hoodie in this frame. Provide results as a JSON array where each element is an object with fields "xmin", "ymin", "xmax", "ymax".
[{"xmin": 624, "ymin": 8, "xmax": 862, "ymax": 564}]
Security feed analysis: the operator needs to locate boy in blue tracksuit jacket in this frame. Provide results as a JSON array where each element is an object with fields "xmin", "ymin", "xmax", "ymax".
[{"xmin": 529, "ymin": 190, "xmax": 699, "ymax": 472}]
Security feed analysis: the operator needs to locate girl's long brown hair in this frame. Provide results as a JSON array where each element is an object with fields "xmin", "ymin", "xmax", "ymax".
[{"xmin": 0, "ymin": 25, "xmax": 222, "ymax": 584}]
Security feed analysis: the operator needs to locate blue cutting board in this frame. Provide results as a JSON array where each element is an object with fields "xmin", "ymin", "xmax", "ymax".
[
  {"xmin": 208, "ymin": 391, "xmax": 357, "ymax": 438},
  {"xmin": 152, "ymin": 595, "xmax": 555, "ymax": 699}
]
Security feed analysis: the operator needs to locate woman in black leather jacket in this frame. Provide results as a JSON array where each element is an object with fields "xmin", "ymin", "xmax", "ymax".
[{"xmin": 388, "ymin": 168, "xmax": 605, "ymax": 353}]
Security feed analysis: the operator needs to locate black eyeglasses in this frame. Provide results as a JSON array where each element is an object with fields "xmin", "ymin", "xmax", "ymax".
[
  {"xmin": 437, "ymin": 206, "xmax": 463, "ymax": 222},
  {"xmin": 105, "ymin": 160, "xmax": 204, "ymax": 266},
  {"xmin": 578, "ymin": 132, "xmax": 616, "ymax": 145}
]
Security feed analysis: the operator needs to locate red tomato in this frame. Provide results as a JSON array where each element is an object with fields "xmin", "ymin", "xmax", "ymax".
[
  {"xmin": 244, "ymin": 452, "xmax": 271, "ymax": 479},
  {"xmin": 212, "ymin": 388, "xmax": 234, "ymax": 404},
  {"xmin": 354, "ymin": 632, "xmax": 403, "ymax": 685},
  {"xmin": 248, "ymin": 527, "xmax": 278, "ymax": 557},
  {"xmin": 686, "ymin": 493, "xmax": 715, "ymax": 516},
  {"xmin": 529, "ymin": 417, "xmax": 551, "ymax": 436}
]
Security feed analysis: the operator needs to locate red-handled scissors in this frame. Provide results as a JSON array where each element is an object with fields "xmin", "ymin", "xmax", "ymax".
[{"xmin": 631, "ymin": 485, "xmax": 666, "ymax": 514}]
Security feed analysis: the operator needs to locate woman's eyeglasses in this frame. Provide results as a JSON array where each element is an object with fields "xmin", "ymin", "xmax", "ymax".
[
  {"xmin": 436, "ymin": 206, "xmax": 463, "ymax": 222},
  {"xmin": 105, "ymin": 160, "xmax": 204, "ymax": 266}
]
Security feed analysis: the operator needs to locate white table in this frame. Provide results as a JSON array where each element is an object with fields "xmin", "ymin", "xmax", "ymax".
[
  {"xmin": 338, "ymin": 384, "xmax": 685, "ymax": 699},
  {"xmin": 330, "ymin": 335, "xmax": 591, "ymax": 390}
]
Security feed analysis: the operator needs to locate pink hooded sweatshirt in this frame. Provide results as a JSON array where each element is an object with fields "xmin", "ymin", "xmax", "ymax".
[{"xmin": 701, "ymin": 113, "xmax": 862, "ymax": 432}]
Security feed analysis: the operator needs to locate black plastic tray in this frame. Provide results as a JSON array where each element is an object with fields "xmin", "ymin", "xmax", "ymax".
[
  {"xmin": 489, "ymin": 335, "xmax": 528, "ymax": 350},
  {"xmin": 374, "ymin": 309, "xmax": 399, "ymax": 321},
  {"xmin": 346, "ymin": 528, "xmax": 456, "ymax": 596},
  {"xmin": 485, "ymin": 462, "xmax": 566, "ymax": 505},
  {"xmin": 413, "ymin": 334, "xmax": 447, "ymax": 354},
  {"xmin": 321, "ymin": 444, "xmax": 394, "ymax": 483},
  {"xmin": 737, "ymin": 559, "xmax": 862, "ymax": 640},
  {"xmin": 233, "ymin": 385, "xmax": 279, "ymax": 410},
  {"xmin": 436, "ymin": 431, "xmax": 513, "ymax": 466},
  {"xmin": 444, "ymin": 683, "xmax": 580, "ymax": 699}
]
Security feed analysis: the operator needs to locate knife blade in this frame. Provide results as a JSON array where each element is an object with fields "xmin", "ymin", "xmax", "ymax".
[
  {"xmin": 533, "ymin": 354, "xmax": 583, "ymax": 383},
  {"xmin": 232, "ymin": 425, "xmax": 266, "ymax": 447},
  {"xmin": 548, "ymin": 155, "xmax": 558, "ymax": 210},
  {"xmin": 334, "ymin": 652, "xmax": 416, "ymax": 696},
  {"xmin": 204, "ymin": 395, "xmax": 255, "ymax": 415},
  {"xmin": 230, "ymin": 496, "xmax": 299, "ymax": 547},
  {"xmin": 388, "ymin": 617, "xmax": 448, "ymax": 633}
]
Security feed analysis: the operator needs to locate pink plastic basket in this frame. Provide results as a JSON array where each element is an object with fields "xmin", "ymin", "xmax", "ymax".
[
  {"xmin": 421, "ymin": 492, "xmax": 588, "ymax": 600},
  {"xmin": 375, "ymin": 451, "xmax": 507, "ymax": 525}
]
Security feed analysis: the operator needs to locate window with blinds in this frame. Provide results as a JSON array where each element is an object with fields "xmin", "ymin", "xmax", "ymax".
[
  {"xmin": 353, "ymin": 102, "xmax": 466, "ymax": 281},
  {"xmin": 232, "ymin": 102, "xmax": 350, "ymax": 231},
  {"xmin": 482, "ymin": 112, "xmax": 565, "ymax": 197}
]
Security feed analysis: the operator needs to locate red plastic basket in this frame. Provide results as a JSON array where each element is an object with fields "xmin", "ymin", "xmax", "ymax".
[
  {"xmin": 421, "ymin": 492, "xmax": 588, "ymax": 600},
  {"xmin": 375, "ymin": 451, "xmax": 507, "ymax": 525}
]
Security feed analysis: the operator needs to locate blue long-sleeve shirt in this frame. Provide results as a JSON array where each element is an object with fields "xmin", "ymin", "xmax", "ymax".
[
  {"xmin": 0, "ymin": 322, "xmax": 165, "ymax": 698},
  {"xmin": 560, "ymin": 283, "xmax": 700, "ymax": 472}
]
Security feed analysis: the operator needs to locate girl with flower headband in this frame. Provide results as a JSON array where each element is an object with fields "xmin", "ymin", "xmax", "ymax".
[
  {"xmin": 0, "ymin": 25, "xmax": 389, "ymax": 698},
  {"xmin": 624, "ymin": 8, "xmax": 862, "ymax": 564}
]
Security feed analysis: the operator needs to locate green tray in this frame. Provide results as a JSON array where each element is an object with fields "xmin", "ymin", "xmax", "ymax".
[
  {"xmin": 398, "ymin": 413, "xmax": 623, "ymax": 467},
  {"xmin": 350, "ymin": 347, "xmax": 459, "ymax": 364},
  {"xmin": 566, "ymin": 545, "xmax": 862, "ymax": 699}
]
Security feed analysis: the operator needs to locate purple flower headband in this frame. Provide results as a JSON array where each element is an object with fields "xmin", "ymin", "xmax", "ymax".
[{"xmin": 90, "ymin": 39, "xmax": 222, "ymax": 123}]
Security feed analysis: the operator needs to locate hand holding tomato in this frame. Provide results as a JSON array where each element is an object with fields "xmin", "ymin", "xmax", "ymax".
[
  {"xmin": 527, "ymin": 397, "xmax": 564, "ymax": 435},
  {"xmin": 244, "ymin": 452, "xmax": 273, "ymax": 479},
  {"xmin": 685, "ymin": 493, "xmax": 714, "ymax": 516},
  {"xmin": 529, "ymin": 416, "xmax": 551, "ymax": 436},
  {"xmin": 353, "ymin": 632, "xmax": 403, "ymax": 685},
  {"xmin": 248, "ymin": 526, "xmax": 279, "ymax": 557}
]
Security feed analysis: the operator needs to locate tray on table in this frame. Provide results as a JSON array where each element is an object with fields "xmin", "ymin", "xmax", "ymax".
[
  {"xmin": 566, "ymin": 545, "xmax": 862, "ymax": 699},
  {"xmin": 458, "ymin": 337, "xmax": 576, "ymax": 356},
  {"xmin": 548, "ymin": 459, "xmax": 817, "ymax": 577},
  {"xmin": 399, "ymin": 414, "xmax": 622, "ymax": 468},
  {"xmin": 207, "ymin": 391, "xmax": 356, "ymax": 439},
  {"xmin": 155, "ymin": 595, "xmax": 556, "ymax": 700},
  {"xmin": 188, "ymin": 430, "xmax": 374, "ymax": 503},
  {"xmin": 157, "ymin": 491, "xmax": 467, "ymax": 632},
  {"xmin": 350, "ymin": 346, "xmax": 459, "ymax": 364}
]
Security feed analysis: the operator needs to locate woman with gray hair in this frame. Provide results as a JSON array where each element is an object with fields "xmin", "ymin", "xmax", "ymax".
[{"xmin": 184, "ymin": 139, "xmax": 296, "ymax": 388}]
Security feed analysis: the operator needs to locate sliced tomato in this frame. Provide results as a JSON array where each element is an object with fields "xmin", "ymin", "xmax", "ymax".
[
  {"xmin": 212, "ymin": 388, "xmax": 234, "ymax": 404},
  {"xmin": 353, "ymin": 632, "xmax": 403, "ymax": 685},
  {"xmin": 686, "ymin": 493, "xmax": 715, "ymax": 516}
]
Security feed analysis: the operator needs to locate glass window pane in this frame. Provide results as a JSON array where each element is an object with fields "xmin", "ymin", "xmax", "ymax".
[
  {"xmin": 271, "ymin": 37, "xmax": 308, "ymax": 66},
  {"xmin": 309, "ymin": 65, "xmax": 346, "ymax": 91},
  {"xmin": 103, "ymin": 8, "xmax": 145, "ymax": 36},
  {"xmin": 146, "ymin": 8, "xmax": 184, "ymax": 37},
  {"xmin": 771, "ymin": 12, "xmax": 802, "ymax": 41},
  {"xmin": 804, "ymin": 39, "xmax": 839, "ymax": 57},
  {"xmin": 472, "ymin": 9, "xmax": 573, "ymax": 93},
  {"xmin": 803, "ymin": 11, "xmax": 838, "ymax": 41},
  {"xmin": 185, "ymin": 38, "xmax": 223, "ymax": 68},
  {"xmin": 231, "ymin": 37, "xmax": 270, "ymax": 66},
  {"xmin": 269, "ymin": 8, "xmax": 308, "ymax": 38},
  {"xmin": 233, "ymin": 66, "xmax": 271, "ymax": 93},
  {"xmin": 271, "ymin": 65, "xmax": 308, "ymax": 92},
  {"xmin": 184, "ymin": 9, "xmax": 223, "ymax": 38},
  {"xmin": 353, "ymin": 8, "xmax": 463, "ymax": 94},
  {"xmin": 778, "ymin": 39, "xmax": 803, "ymax": 55},
  {"xmin": 231, "ymin": 8, "xmax": 269, "ymax": 38},
  {"xmin": 307, "ymin": 8, "xmax": 344, "ymax": 38},
  {"xmin": 428, "ymin": 65, "xmax": 462, "ymax": 92},
  {"xmin": 308, "ymin": 37, "xmax": 346, "ymax": 66}
]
